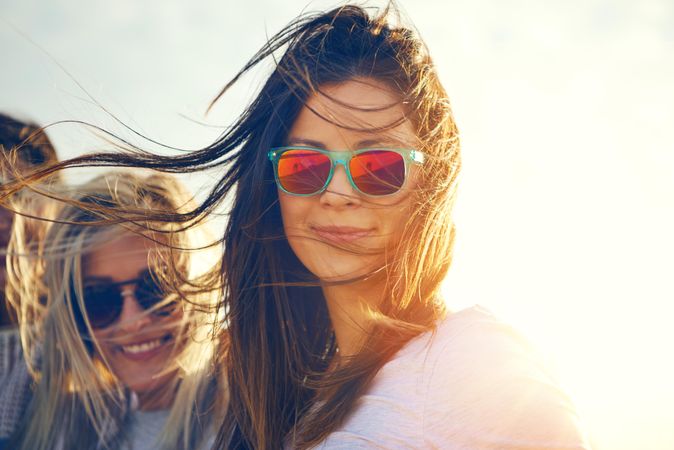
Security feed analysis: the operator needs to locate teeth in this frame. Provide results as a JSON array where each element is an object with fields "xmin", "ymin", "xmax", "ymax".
[{"xmin": 121, "ymin": 338, "xmax": 163, "ymax": 354}]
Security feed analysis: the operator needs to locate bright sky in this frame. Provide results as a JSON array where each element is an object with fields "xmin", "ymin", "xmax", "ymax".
[{"xmin": 1, "ymin": 1, "xmax": 673, "ymax": 448}]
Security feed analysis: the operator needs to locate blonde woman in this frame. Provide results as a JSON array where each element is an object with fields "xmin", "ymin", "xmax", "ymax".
[{"xmin": 0, "ymin": 172, "xmax": 223, "ymax": 450}]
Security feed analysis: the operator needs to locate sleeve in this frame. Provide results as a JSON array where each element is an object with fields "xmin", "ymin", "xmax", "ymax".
[
  {"xmin": 421, "ymin": 314, "xmax": 592, "ymax": 450},
  {"xmin": 311, "ymin": 395, "xmax": 424, "ymax": 449},
  {"xmin": 0, "ymin": 328, "xmax": 33, "ymax": 439},
  {"xmin": 0, "ymin": 328, "xmax": 23, "ymax": 376}
]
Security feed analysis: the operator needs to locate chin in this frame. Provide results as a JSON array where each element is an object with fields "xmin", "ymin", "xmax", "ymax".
[
  {"xmin": 308, "ymin": 260, "xmax": 380, "ymax": 283},
  {"xmin": 293, "ymin": 241, "xmax": 384, "ymax": 282},
  {"xmin": 121, "ymin": 369, "xmax": 172, "ymax": 393}
]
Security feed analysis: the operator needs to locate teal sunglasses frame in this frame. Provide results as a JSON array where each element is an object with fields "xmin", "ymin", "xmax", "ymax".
[{"xmin": 267, "ymin": 146, "xmax": 426, "ymax": 197}]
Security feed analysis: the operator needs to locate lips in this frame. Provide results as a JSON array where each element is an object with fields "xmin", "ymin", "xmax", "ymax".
[
  {"xmin": 117, "ymin": 334, "xmax": 172, "ymax": 361},
  {"xmin": 311, "ymin": 225, "xmax": 374, "ymax": 243}
]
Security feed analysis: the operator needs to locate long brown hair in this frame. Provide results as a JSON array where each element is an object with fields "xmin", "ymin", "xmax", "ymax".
[
  {"xmin": 212, "ymin": 5, "xmax": 461, "ymax": 448},
  {"xmin": 0, "ymin": 4, "xmax": 460, "ymax": 449}
]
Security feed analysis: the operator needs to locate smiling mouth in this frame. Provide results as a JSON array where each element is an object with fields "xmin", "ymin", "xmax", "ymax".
[{"xmin": 119, "ymin": 334, "xmax": 172, "ymax": 356}]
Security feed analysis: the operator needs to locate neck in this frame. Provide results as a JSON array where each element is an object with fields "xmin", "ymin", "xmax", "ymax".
[
  {"xmin": 137, "ymin": 392, "xmax": 172, "ymax": 411},
  {"xmin": 135, "ymin": 374, "xmax": 177, "ymax": 411},
  {"xmin": 321, "ymin": 277, "xmax": 384, "ymax": 358}
]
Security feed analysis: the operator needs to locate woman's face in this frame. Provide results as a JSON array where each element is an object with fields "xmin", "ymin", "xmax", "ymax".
[
  {"xmin": 85, "ymin": 232, "xmax": 182, "ymax": 396},
  {"xmin": 278, "ymin": 78, "xmax": 420, "ymax": 281}
]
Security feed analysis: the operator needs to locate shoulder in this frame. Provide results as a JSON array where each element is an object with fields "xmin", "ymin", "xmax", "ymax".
[
  {"xmin": 0, "ymin": 327, "xmax": 24, "ymax": 376},
  {"xmin": 0, "ymin": 327, "xmax": 33, "ymax": 440},
  {"xmin": 417, "ymin": 306, "xmax": 591, "ymax": 449},
  {"xmin": 314, "ymin": 307, "xmax": 591, "ymax": 449}
]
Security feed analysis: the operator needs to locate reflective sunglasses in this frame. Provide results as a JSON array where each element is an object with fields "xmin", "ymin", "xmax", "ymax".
[
  {"xmin": 268, "ymin": 146, "xmax": 425, "ymax": 196},
  {"xmin": 73, "ymin": 268, "xmax": 174, "ymax": 330}
]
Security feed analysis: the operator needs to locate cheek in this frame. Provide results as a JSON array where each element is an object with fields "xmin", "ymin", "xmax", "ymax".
[
  {"xmin": 91, "ymin": 329, "xmax": 114, "ymax": 358},
  {"xmin": 163, "ymin": 311, "xmax": 185, "ymax": 339},
  {"xmin": 279, "ymin": 199, "xmax": 305, "ymax": 259},
  {"xmin": 278, "ymin": 193, "xmax": 327, "ymax": 272},
  {"xmin": 372, "ymin": 181, "xmax": 417, "ymax": 235},
  {"xmin": 380, "ymin": 170, "xmax": 420, "ymax": 239},
  {"xmin": 377, "ymin": 203, "xmax": 411, "ymax": 244},
  {"xmin": 278, "ymin": 192, "xmax": 309, "ymax": 232}
]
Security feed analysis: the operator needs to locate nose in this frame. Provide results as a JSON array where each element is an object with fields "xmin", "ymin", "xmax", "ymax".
[
  {"xmin": 116, "ymin": 289, "xmax": 152, "ymax": 333},
  {"xmin": 320, "ymin": 164, "xmax": 361, "ymax": 208}
]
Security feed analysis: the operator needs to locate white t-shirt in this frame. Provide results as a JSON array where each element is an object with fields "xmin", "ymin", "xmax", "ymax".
[
  {"xmin": 310, "ymin": 306, "xmax": 591, "ymax": 449},
  {"xmin": 124, "ymin": 409, "xmax": 170, "ymax": 450},
  {"xmin": 123, "ymin": 408, "xmax": 216, "ymax": 450}
]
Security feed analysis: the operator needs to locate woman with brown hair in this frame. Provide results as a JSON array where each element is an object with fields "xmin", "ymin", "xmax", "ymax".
[
  {"xmin": 0, "ymin": 113, "xmax": 60, "ymax": 327},
  {"xmin": 1, "ymin": 4, "xmax": 590, "ymax": 449},
  {"xmin": 203, "ymin": 7, "xmax": 589, "ymax": 448}
]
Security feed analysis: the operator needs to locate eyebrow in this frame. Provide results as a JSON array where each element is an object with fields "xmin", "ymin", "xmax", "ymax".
[
  {"xmin": 286, "ymin": 137, "xmax": 411, "ymax": 149},
  {"xmin": 82, "ymin": 270, "xmax": 146, "ymax": 286},
  {"xmin": 84, "ymin": 275, "xmax": 114, "ymax": 281},
  {"xmin": 356, "ymin": 138, "xmax": 410, "ymax": 148},
  {"xmin": 82, "ymin": 276, "xmax": 115, "ymax": 286},
  {"xmin": 286, "ymin": 138, "xmax": 325, "ymax": 148}
]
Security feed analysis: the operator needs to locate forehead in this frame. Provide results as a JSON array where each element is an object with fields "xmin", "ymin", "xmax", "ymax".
[
  {"xmin": 288, "ymin": 78, "xmax": 419, "ymax": 148},
  {"xmin": 83, "ymin": 231, "xmax": 154, "ymax": 279}
]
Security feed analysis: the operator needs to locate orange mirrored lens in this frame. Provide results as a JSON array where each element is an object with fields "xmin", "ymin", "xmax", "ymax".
[
  {"xmin": 350, "ymin": 150, "xmax": 405, "ymax": 195},
  {"xmin": 277, "ymin": 149, "xmax": 331, "ymax": 194}
]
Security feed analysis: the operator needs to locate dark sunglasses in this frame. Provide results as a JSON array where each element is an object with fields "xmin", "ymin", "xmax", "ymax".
[
  {"xmin": 268, "ymin": 146, "xmax": 425, "ymax": 197},
  {"xmin": 73, "ymin": 268, "xmax": 175, "ymax": 330}
]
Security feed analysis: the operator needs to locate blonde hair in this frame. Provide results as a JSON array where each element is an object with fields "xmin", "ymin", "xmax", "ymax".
[{"xmin": 5, "ymin": 171, "xmax": 223, "ymax": 450}]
